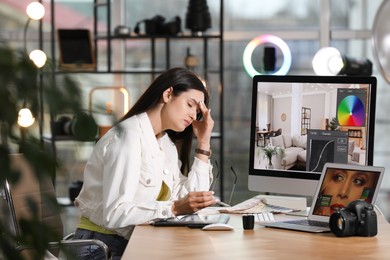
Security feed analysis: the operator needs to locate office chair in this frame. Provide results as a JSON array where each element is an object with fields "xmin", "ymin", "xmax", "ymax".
[{"xmin": 3, "ymin": 153, "xmax": 111, "ymax": 259}]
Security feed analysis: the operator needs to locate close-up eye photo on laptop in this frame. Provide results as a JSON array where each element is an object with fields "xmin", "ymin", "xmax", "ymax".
[{"xmin": 312, "ymin": 164, "xmax": 383, "ymax": 217}]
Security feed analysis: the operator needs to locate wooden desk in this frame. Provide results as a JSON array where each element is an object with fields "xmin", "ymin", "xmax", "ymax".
[{"xmin": 123, "ymin": 214, "xmax": 390, "ymax": 259}]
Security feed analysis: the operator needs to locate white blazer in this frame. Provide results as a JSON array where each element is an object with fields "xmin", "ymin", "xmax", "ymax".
[{"xmin": 75, "ymin": 112, "xmax": 213, "ymax": 239}]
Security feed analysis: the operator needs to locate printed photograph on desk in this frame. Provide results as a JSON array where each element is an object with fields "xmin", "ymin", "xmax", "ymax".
[{"xmin": 219, "ymin": 195, "xmax": 306, "ymax": 214}]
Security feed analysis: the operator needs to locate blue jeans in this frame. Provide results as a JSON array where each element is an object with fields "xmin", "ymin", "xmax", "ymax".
[{"xmin": 72, "ymin": 228, "xmax": 128, "ymax": 260}]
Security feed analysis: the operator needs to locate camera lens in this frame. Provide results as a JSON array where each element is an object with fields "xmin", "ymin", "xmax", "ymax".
[{"xmin": 329, "ymin": 209, "xmax": 357, "ymax": 237}]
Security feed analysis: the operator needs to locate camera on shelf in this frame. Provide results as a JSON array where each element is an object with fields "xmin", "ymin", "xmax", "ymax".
[
  {"xmin": 134, "ymin": 15, "xmax": 181, "ymax": 36},
  {"xmin": 329, "ymin": 200, "xmax": 377, "ymax": 237},
  {"xmin": 52, "ymin": 112, "xmax": 98, "ymax": 141}
]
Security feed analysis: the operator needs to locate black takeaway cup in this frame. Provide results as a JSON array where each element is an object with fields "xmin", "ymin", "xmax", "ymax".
[{"xmin": 242, "ymin": 215, "xmax": 255, "ymax": 230}]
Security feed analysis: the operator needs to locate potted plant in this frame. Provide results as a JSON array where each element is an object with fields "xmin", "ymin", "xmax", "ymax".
[
  {"xmin": 327, "ymin": 117, "xmax": 339, "ymax": 131},
  {"xmin": 261, "ymin": 145, "xmax": 284, "ymax": 169},
  {"xmin": 0, "ymin": 43, "xmax": 86, "ymax": 259}
]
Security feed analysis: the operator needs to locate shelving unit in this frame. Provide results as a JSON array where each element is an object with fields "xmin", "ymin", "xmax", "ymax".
[
  {"xmin": 41, "ymin": 0, "xmax": 226, "ymax": 199},
  {"xmin": 347, "ymin": 128, "xmax": 363, "ymax": 148},
  {"xmin": 301, "ymin": 107, "xmax": 311, "ymax": 135}
]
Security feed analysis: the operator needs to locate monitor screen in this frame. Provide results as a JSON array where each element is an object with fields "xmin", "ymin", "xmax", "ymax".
[{"xmin": 248, "ymin": 75, "xmax": 377, "ymax": 197}]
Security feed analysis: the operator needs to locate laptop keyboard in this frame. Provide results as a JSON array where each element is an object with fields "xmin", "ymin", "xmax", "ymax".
[{"xmin": 285, "ymin": 219, "xmax": 329, "ymax": 227}]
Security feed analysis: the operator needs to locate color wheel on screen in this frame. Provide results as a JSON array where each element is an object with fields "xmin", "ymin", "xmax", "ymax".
[{"xmin": 337, "ymin": 95, "xmax": 365, "ymax": 126}]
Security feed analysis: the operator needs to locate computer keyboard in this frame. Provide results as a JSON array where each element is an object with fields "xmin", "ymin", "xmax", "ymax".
[
  {"xmin": 255, "ymin": 212, "xmax": 275, "ymax": 223},
  {"xmin": 285, "ymin": 219, "xmax": 329, "ymax": 227},
  {"xmin": 151, "ymin": 214, "xmax": 231, "ymax": 228}
]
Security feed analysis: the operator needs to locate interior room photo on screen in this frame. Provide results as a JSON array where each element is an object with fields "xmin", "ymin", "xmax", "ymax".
[
  {"xmin": 252, "ymin": 82, "xmax": 372, "ymax": 173},
  {"xmin": 248, "ymin": 75, "xmax": 376, "ymax": 196}
]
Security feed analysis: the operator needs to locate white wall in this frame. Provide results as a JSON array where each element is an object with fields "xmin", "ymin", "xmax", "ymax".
[
  {"xmin": 272, "ymin": 96, "xmax": 291, "ymax": 134},
  {"xmin": 302, "ymin": 93, "xmax": 326, "ymax": 130},
  {"xmin": 272, "ymin": 92, "xmax": 327, "ymax": 135}
]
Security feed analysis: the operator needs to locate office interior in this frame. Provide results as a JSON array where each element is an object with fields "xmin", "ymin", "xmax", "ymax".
[{"xmin": 1, "ymin": 0, "xmax": 390, "ymax": 239}]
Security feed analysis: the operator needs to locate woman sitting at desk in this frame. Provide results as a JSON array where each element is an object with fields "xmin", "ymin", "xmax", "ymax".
[{"xmin": 73, "ymin": 68, "xmax": 217, "ymax": 259}]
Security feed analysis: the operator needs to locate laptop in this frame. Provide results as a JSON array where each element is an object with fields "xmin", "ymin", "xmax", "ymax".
[{"xmin": 264, "ymin": 162, "xmax": 384, "ymax": 233}]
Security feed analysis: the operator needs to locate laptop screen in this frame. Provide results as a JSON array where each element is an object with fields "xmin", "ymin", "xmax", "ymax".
[{"xmin": 312, "ymin": 163, "xmax": 384, "ymax": 217}]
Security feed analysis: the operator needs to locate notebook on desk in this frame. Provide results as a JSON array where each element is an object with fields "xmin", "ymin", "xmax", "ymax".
[{"xmin": 264, "ymin": 163, "xmax": 384, "ymax": 233}]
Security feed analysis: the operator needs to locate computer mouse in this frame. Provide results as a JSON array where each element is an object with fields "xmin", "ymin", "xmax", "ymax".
[{"xmin": 202, "ymin": 223, "xmax": 234, "ymax": 231}]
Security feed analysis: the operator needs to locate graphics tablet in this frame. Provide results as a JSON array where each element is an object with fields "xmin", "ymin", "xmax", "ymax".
[{"xmin": 151, "ymin": 214, "xmax": 230, "ymax": 228}]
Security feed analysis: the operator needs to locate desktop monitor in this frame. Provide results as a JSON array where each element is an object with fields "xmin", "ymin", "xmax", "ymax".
[{"xmin": 248, "ymin": 75, "xmax": 377, "ymax": 197}]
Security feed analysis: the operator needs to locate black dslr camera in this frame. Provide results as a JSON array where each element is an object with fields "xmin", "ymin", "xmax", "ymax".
[
  {"xmin": 134, "ymin": 15, "xmax": 181, "ymax": 36},
  {"xmin": 329, "ymin": 200, "xmax": 377, "ymax": 237},
  {"xmin": 51, "ymin": 112, "xmax": 98, "ymax": 141}
]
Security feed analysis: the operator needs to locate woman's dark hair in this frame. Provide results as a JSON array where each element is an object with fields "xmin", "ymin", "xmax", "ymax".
[{"xmin": 120, "ymin": 67, "xmax": 210, "ymax": 175}]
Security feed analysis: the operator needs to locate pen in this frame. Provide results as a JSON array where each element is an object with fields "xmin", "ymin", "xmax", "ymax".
[{"xmin": 215, "ymin": 198, "xmax": 231, "ymax": 207}]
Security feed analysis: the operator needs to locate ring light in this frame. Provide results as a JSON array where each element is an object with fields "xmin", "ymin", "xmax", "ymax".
[{"xmin": 243, "ymin": 34, "xmax": 292, "ymax": 77}]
